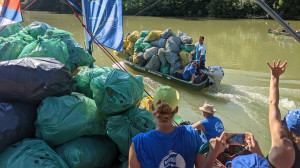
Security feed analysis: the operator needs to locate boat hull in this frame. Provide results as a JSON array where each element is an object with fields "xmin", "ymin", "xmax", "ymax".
[{"xmin": 124, "ymin": 60, "xmax": 213, "ymax": 90}]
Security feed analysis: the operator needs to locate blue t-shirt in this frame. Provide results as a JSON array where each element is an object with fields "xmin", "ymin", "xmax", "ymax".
[
  {"xmin": 132, "ymin": 125, "xmax": 202, "ymax": 168},
  {"xmin": 195, "ymin": 42, "xmax": 206, "ymax": 62},
  {"xmin": 182, "ymin": 62, "xmax": 196, "ymax": 80},
  {"xmin": 200, "ymin": 116, "xmax": 224, "ymax": 141}
]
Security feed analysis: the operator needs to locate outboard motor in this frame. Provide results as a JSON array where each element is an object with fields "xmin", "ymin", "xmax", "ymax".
[{"xmin": 207, "ymin": 66, "xmax": 224, "ymax": 89}]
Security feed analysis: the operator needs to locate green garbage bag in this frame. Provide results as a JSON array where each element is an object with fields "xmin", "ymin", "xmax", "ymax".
[
  {"xmin": 55, "ymin": 136, "xmax": 117, "ymax": 168},
  {"xmin": 0, "ymin": 23, "xmax": 23, "ymax": 38},
  {"xmin": 10, "ymin": 31, "xmax": 36, "ymax": 43},
  {"xmin": 180, "ymin": 44, "xmax": 196, "ymax": 53},
  {"xmin": 0, "ymin": 139, "xmax": 69, "ymax": 168},
  {"xmin": 140, "ymin": 30, "xmax": 150, "ymax": 38},
  {"xmin": 106, "ymin": 107, "xmax": 156, "ymax": 156},
  {"xmin": 134, "ymin": 37, "xmax": 144, "ymax": 52},
  {"xmin": 0, "ymin": 39, "xmax": 28, "ymax": 61},
  {"xmin": 24, "ymin": 21, "xmax": 54, "ymax": 38},
  {"xmin": 18, "ymin": 38, "xmax": 71, "ymax": 71},
  {"xmin": 74, "ymin": 66, "xmax": 113, "ymax": 98},
  {"xmin": 35, "ymin": 92, "xmax": 107, "ymax": 147},
  {"xmin": 43, "ymin": 29, "xmax": 95, "ymax": 72},
  {"xmin": 140, "ymin": 42, "xmax": 153, "ymax": 52},
  {"xmin": 160, "ymin": 63, "xmax": 171, "ymax": 74},
  {"xmin": 90, "ymin": 69, "xmax": 144, "ymax": 115}
]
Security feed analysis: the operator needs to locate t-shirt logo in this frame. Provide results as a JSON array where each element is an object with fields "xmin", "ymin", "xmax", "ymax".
[
  {"xmin": 159, "ymin": 150, "xmax": 186, "ymax": 168},
  {"xmin": 215, "ymin": 122, "xmax": 224, "ymax": 133}
]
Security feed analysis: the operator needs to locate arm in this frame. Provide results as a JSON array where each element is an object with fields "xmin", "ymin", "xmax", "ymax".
[
  {"xmin": 190, "ymin": 74, "xmax": 195, "ymax": 83},
  {"xmin": 192, "ymin": 121, "xmax": 206, "ymax": 134},
  {"xmin": 196, "ymin": 131, "xmax": 227, "ymax": 168},
  {"xmin": 185, "ymin": 43, "xmax": 195, "ymax": 46},
  {"xmin": 266, "ymin": 60, "xmax": 287, "ymax": 146},
  {"xmin": 188, "ymin": 52, "xmax": 193, "ymax": 62},
  {"xmin": 129, "ymin": 142, "xmax": 141, "ymax": 168}
]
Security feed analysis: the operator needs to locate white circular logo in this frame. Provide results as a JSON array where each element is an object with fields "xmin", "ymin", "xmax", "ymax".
[
  {"xmin": 215, "ymin": 122, "xmax": 224, "ymax": 133},
  {"xmin": 159, "ymin": 150, "xmax": 186, "ymax": 168}
]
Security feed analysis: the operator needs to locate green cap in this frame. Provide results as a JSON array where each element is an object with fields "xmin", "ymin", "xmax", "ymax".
[{"xmin": 153, "ymin": 86, "xmax": 179, "ymax": 110}]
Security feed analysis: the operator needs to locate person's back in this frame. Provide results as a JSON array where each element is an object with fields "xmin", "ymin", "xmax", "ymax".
[
  {"xmin": 200, "ymin": 116, "xmax": 224, "ymax": 141},
  {"xmin": 132, "ymin": 125, "xmax": 201, "ymax": 168}
]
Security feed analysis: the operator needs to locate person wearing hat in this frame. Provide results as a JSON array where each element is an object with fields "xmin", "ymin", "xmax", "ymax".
[
  {"xmin": 192, "ymin": 102, "xmax": 224, "ymax": 141},
  {"xmin": 174, "ymin": 52, "xmax": 199, "ymax": 83},
  {"xmin": 266, "ymin": 60, "xmax": 300, "ymax": 168},
  {"xmin": 129, "ymin": 86, "xmax": 227, "ymax": 168}
]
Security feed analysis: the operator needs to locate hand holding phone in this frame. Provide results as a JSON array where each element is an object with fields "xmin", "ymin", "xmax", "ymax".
[{"xmin": 226, "ymin": 133, "xmax": 247, "ymax": 146}]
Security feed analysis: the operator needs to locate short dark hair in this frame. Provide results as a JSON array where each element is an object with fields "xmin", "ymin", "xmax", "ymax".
[{"xmin": 199, "ymin": 36, "xmax": 204, "ymax": 40}]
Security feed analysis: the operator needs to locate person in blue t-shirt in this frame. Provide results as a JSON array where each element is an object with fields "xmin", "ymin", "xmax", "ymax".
[
  {"xmin": 128, "ymin": 86, "xmax": 227, "ymax": 168},
  {"xmin": 192, "ymin": 102, "xmax": 224, "ymax": 141},
  {"xmin": 186, "ymin": 36, "xmax": 206, "ymax": 69},
  {"xmin": 174, "ymin": 53, "xmax": 198, "ymax": 83}
]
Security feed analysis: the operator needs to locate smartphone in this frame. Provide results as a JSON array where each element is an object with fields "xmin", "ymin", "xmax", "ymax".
[{"xmin": 226, "ymin": 133, "xmax": 247, "ymax": 145}]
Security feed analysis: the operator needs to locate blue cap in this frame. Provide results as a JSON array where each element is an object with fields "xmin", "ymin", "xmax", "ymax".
[
  {"xmin": 284, "ymin": 109, "xmax": 300, "ymax": 136},
  {"xmin": 232, "ymin": 153, "xmax": 269, "ymax": 168}
]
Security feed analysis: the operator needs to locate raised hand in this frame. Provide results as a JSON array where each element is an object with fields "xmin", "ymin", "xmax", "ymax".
[
  {"xmin": 209, "ymin": 131, "xmax": 227, "ymax": 156},
  {"xmin": 266, "ymin": 60, "xmax": 287, "ymax": 78},
  {"xmin": 245, "ymin": 132, "xmax": 264, "ymax": 158}
]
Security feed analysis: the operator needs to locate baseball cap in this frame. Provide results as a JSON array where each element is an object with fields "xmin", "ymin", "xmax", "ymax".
[
  {"xmin": 232, "ymin": 153, "xmax": 269, "ymax": 168},
  {"xmin": 152, "ymin": 86, "xmax": 179, "ymax": 110},
  {"xmin": 283, "ymin": 109, "xmax": 300, "ymax": 136}
]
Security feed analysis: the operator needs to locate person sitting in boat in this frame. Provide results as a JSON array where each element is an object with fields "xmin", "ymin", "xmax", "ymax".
[
  {"xmin": 174, "ymin": 53, "xmax": 198, "ymax": 83},
  {"xmin": 192, "ymin": 102, "xmax": 224, "ymax": 141},
  {"xmin": 265, "ymin": 60, "xmax": 300, "ymax": 168},
  {"xmin": 129, "ymin": 86, "xmax": 227, "ymax": 168},
  {"xmin": 186, "ymin": 36, "xmax": 206, "ymax": 70}
]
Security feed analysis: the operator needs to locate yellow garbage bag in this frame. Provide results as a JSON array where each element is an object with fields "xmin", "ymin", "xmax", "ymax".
[
  {"xmin": 146, "ymin": 30, "xmax": 162, "ymax": 42},
  {"xmin": 179, "ymin": 51, "xmax": 190, "ymax": 67},
  {"xmin": 125, "ymin": 42, "xmax": 134, "ymax": 56},
  {"xmin": 113, "ymin": 50, "xmax": 130, "ymax": 59},
  {"xmin": 139, "ymin": 96, "xmax": 153, "ymax": 113},
  {"xmin": 123, "ymin": 40, "xmax": 129, "ymax": 49},
  {"xmin": 127, "ymin": 31, "xmax": 140, "ymax": 43}
]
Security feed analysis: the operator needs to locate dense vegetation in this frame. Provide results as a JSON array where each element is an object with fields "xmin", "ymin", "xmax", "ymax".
[{"xmin": 22, "ymin": 0, "xmax": 300, "ymax": 19}]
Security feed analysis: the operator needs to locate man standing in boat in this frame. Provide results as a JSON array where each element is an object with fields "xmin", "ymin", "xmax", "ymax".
[{"xmin": 186, "ymin": 36, "xmax": 206, "ymax": 70}]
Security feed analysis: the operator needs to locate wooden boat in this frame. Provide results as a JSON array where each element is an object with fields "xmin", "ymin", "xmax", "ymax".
[
  {"xmin": 268, "ymin": 28, "xmax": 300, "ymax": 36},
  {"xmin": 124, "ymin": 60, "xmax": 224, "ymax": 90}
]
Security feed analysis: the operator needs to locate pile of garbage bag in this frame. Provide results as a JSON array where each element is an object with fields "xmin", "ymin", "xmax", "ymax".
[
  {"xmin": 0, "ymin": 22, "xmax": 157, "ymax": 168},
  {"xmin": 113, "ymin": 28, "xmax": 196, "ymax": 76}
]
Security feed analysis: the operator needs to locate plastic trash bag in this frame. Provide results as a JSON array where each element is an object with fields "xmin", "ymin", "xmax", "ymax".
[
  {"xmin": 0, "ymin": 23, "xmax": 23, "ymax": 38},
  {"xmin": 140, "ymin": 30, "xmax": 150, "ymax": 38},
  {"xmin": 0, "ymin": 58, "xmax": 74, "ymax": 104},
  {"xmin": 145, "ymin": 30, "xmax": 162, "ymax": 42},
  {"xmin": 145, "ymin": 55, "xmax": 161, "ymax": 71},
  {"xmin": 18, "ymin": 38, "xmax": 71, "ymax": 70},
  {"xmin": 143, "ymin": 47, "xmax": 159, "ymax": 61},
  {"xmin": 90, "ymin": 69, "xmax": 144, "ymax": 115},
  {"xmin": 179, "ymin": 50, "xmax": 190, "ymax": 67},
  {"xmin": 180, "ymin": 44, "xmax": 196, "ymax": 53},
  {"xmin": 106, "ymin": 107, "xmax": 156, "ymax": 156},
  {"xmin": 136, "ymin": 52, "xmax": 147, "ymax": 66},
  {"xmin": 113, "ymin": 50, "xmax": 130, "ymax": 59},
  {"xmin": 0, "ymin": 39, "xmax": 28, "ymax": 61},
  {"xmin": 160, "ymin": 63, "xmax": 171, "ymax": 74},
  {"xmin": 178, "ymin": 30, "xmax": 193, "ymax": 44},
  {"xmin": 165, "ymin": 38, "xmax": 180, "ymax": 53},
  {"xmin": 55, "ymin": 136, "xmax": 117, "ymax": 168},
  {"xmin": 35, "ymin": 92, "xmax": 107, "ymax": 147},
  {"xmin": 165, "ymin": 51, "xmax": 180, "ymax": 65},
  {"xmin": 9, "ymin": 31, "xmax": 36, "ymax": 43},
  {"xmin": 0, "ymin": 139, "xmax": 69, "ymax": 168},
  {"xmin": 24, "ymin": 21, "xmax": 54, "ymax": 38},
  {"xmin": 161, "ymin": 28, "xmax": 176, "ymax": 39},
  {"xmin": 150, "ymin": 38, "xmax": 166, "ymax": 48},
  {"xmin": 134, "ymin": 37, "xmax": 144, "ymax": 52},
  {"xmin": 168, "ymin": 36, "xmax": 181, "ymax": 46},
  {"xmin": 157, "ymin": 48, "xmax": 167, "ymax": 65},
  {"xmin": 125, "ymin": 41, "xmax": 134, "ymax": 56},
  {"xmin": 0, "ymin": 102, "xmax": 37, "ymax": 154},
  {"xmin": 170, "ymin": 60, "xmax": 183, "ymax": 76},
  {"xmin": 74, "ymin": 66, "xmax": 113, "ymax": 98},
  {"xmin": 140, "ymin": 42, "xmax": 153, "ymax": 52}
]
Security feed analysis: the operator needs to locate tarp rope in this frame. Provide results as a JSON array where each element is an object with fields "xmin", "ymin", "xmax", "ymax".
[{"xmin": 65, "ymin": 0, "xmax": 152, "ymax": 98}]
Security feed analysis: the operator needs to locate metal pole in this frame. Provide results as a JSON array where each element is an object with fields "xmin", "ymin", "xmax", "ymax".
[{"xmin": 255, "ymin": 0, "xmax": 300, "ymax": 44}]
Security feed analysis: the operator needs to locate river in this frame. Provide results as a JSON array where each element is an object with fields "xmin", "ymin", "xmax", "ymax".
[{"xmin": 22, "ymin": 11, "xmax": 300, "ymax": 155}]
